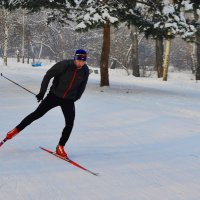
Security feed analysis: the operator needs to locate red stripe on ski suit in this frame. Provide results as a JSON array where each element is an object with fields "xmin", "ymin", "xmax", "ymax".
[{"xmin": 62, "ymin": 68, "xmax": 78, "ymax": 99}]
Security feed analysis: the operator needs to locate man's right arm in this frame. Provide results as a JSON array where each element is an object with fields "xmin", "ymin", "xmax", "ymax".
[{"xmin": 38, "ymin": 60, "xmax": 67, "ymax": 99}]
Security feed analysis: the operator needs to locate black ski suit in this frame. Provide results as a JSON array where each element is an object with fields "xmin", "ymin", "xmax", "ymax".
[{"xmin": 16, "ymin": 59, "xmax": 89, "ymax": 146}]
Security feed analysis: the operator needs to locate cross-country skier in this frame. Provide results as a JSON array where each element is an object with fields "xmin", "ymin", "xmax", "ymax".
[{"xmin": 5, "ymin": 49, "xmax": 89, "ymax": 157}]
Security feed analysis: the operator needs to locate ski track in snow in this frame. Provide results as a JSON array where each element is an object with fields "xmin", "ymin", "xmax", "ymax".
[{"xmin": 1, "ymin": 63, "xmax": 200, "ymax": 200}]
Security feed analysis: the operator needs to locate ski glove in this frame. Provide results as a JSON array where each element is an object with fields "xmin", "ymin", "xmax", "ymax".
[{"xmin": 36, "ymin": 93, "xmax": 44, "ymax": 102}]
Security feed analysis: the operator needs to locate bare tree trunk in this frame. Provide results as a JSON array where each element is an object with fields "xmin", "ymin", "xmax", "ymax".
[
  {"xmin": 16, "ymin": 49, "xmax": 20, "ymax": 62},
  {"xmin": 27, "ymin": 39, "xmax": 30, "ymax": 64},
  {"xmin": 155, "ymin": 37, "xmax": 163, "ymax": 78},
  {"xmin": 30, "ymin": 42, "xmax": 35, "ymax": 63},
  {"xmin": 163, "ymin": 35, "xmax": 171, "ymax": 81},
  {"xmin": 196, "ymin": 35, "xmax": 200, "ymax": 80},
  {"xmin": 190, "ymin": 43, "xmax": 196, "ymax": 74},
  {"xmin": 3, "ymin": 9, "xmax": 9, "ymax": 66},
  {"xmin": 26, "ymin": 30, "xmax": 31, "ymax": 64},
  {"xmin": 21, "ymin": 9, "xmax": 25, "ymax": 64},
  {"xmin": 38, "ymin": 42, "xmax": 43, "ymax": 61},
  {"xmin": 194, "ymin": 11, "xmax": 200, "ymax": 80},
  {"xmin": 100, "ymin": 22, "xmax": 110, "ymax": 87},
  {"xmin": 130, "ymin": 25, "xmax": 140, "ymax": 77}
]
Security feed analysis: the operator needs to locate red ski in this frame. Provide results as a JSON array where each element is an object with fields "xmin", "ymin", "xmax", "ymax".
[{"xmin": 40, "ymin": 147, "xmax": 98, "ymax": 176}]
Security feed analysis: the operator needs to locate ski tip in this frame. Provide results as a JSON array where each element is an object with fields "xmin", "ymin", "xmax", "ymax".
[
  {"xmin": 0, "ymin": 137, "xmax": 8, "ymax": 148},
  {"xmin": 39, "ymin": 146, "xmax": 54, "ymax": 154},
  {"xmin": 86, "ymin": 170, "xmax": 99, "ymax": 176},
  {"xmin": 39, "ymin": 146, "xmax": 49, "ymax": 152}
]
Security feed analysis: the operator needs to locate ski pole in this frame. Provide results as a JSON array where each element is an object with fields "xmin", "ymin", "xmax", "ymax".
[{"xmin": 0, "ymin": 73, "xmax": 36, "ymax": 96}]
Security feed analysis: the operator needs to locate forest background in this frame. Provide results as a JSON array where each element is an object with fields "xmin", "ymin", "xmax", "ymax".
[{"xmin": 1, "ymin": 0, "xmax": 200, "ymax": 86}]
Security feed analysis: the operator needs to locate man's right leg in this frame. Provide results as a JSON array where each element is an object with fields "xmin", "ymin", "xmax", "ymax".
[{"xmin": 7, "ymin": 93, "xmax": 59, "ymax": 139}]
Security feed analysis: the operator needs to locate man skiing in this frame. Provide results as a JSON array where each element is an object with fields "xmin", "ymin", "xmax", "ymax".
[{"xmin": 5, "ymin": 49, "xmax": 89, "ymax": 158}]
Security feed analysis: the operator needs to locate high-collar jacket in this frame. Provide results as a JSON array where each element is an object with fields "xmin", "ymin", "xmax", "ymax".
[{"xmin": 39, "ymin": 59, "xmax": 89, "ymax": 101}]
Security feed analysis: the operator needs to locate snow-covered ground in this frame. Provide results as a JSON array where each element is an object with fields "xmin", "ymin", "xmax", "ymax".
[{"xmin": 1, "ymin": 60, "xmax": 200, "ymax": 200}]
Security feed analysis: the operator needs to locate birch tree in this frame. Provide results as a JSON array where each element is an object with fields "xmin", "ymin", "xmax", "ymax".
[
  {"xmin": 127, "ymin": 0, "xmax": 199, "ymax": 81},
  {"xmin": 21, "ymin": 9, "xmax": 26, "ymax": 63},
  {"xmin": 2, "ymin": 9, "xmax": 9, "ymax": 66}
]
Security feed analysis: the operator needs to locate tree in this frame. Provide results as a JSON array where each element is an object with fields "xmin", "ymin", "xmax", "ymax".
[
  {"xmin": 130, "ymin": 25, "xmax": 140, "ymax": 77},
  {"xmin": 100, "ymin": 22, "xmax": 110, "ymax": 86},
  {"xmin": 3, "ymin": 0, "xmax": 200, "ymax": 82},
  {"xmin": 19, "ymin": 0, "xmax": 115, "ymax": 86},
  {"xmin": 21, "ymin": 9, "xmax": 26, "ymax": 63},
  {"xmin": 163, "ymin": 33, "xmax": 172, "ymax": 81},
  {"xmin": 192, "ymin": 1, "xmax": 200, "ymax": 80},
  {"xmin": 0, "ymin": 1, "xmax": 25, "ymax": 65},
  {"xmin": 2, "ymin": 9, "xmax": 9, "ymax": 66},
  {"xmin": 127, "ymin": 0, "xmax": 200, "ymax": 81},
  {"xmin": 75, "ymin": 0, "xmax": 120, "ymax": 86},
  {"xmin": 155, "ymin": 37, "xmax": 164, "ymax": 78},
  {"xmin": 193, "ymin": 10, "xmax": 200, "ymax": 80}
]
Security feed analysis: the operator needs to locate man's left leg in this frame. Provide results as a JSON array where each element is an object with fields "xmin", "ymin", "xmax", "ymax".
[{"xmin": 56, "ymin": 100, "xmax": 75, "ymax": 157}]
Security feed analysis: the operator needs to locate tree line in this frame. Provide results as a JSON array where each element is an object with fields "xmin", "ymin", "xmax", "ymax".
[{"xmin": 1, "ymin": 0, "xmax": 200, "ymax": 86}]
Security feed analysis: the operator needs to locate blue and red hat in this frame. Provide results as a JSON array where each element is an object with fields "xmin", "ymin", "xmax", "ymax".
[{"xmin": 74, "ymin": 49, "xmax": 87, "ymax": 61}]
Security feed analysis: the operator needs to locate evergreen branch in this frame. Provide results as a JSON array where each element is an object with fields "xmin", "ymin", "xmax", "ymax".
[{"xmin": 135, "ymin": 0, "xmax": 151, "ymax": 6}]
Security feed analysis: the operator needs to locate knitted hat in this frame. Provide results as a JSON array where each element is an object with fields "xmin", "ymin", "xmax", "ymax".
[{"xmin": 74, "ymin": 49, "xmax": 87, "ymax": 61}]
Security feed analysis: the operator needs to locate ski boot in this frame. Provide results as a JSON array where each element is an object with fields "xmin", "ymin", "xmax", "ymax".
[
  {"xmin": 56, "ymin": 145, "xmax": 68, "ymax": 157},
  {"xmin": 6, "ymin": 128, "xmax": 19, "ymax": 139}
]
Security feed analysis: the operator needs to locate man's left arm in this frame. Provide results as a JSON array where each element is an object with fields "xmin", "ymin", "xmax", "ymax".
[{"xmin": 75, "ymin": 68, "xmax": 89, "ymax": 101}]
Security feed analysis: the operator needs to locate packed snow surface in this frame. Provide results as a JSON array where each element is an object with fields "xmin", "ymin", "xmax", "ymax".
[{"xmin": 1, "ymin": 60, "xmax": 200, "ymax": 200}]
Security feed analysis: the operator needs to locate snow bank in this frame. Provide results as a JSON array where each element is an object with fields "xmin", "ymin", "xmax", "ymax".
[{"xmin": 0, "ymin": 60, "xmax": 200, "ymax": 200}]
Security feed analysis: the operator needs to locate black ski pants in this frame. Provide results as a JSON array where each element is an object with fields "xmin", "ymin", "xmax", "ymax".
[{"xmin": 16, "ymin": 92, "xmax": 75, "ymax": 146}]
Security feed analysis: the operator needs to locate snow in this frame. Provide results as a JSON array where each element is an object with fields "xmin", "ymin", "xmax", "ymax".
[
  {"xmin": 162, "ymin": 4, "xmax": 175, "ymax": 16},
  {"xmin": 75, "ymin": 3, "xmax": 119, "ymax": 30},
  {"xmin": 76, "ymin": 21, "xmax": 87, "ymax": 29},
  {"xmin": 182, "ymin": 1, "xmax": 193, "ymax": 11},
  {"xmin": 197, "ymin": 9, "xmax": 200, "ymax": 16},
  {"xmin": 1, "ymin": 60, "xmax": 200, "ymax": 199},
  {"xmin": 101, "ymin": 9, "xmax": 118, "ymax": 23}
]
